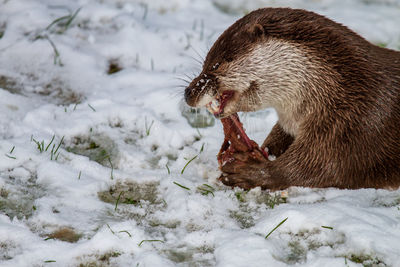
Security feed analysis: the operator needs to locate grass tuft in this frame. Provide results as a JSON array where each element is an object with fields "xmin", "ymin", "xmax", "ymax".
[
  {"xmin": 32, "ymin": 135, "xmax": 64, "ymax": 160},
  {"xmin": 46, "ymin": 8, "xmax": 81, "ymax": 34},
  {"xmin": 235, "ymin": 191, "xmax": 246, "ymax": 203},
  {"xmin": 145, "ymin": 117, "xmax": 154, "ymax": 136},
  {"xmin": 197, "ymin": 184, "xmax": 215, "ymax": 196},
  {"xmin": 32, "ymin": 8, "xmax": 81, "ymax": 66}
]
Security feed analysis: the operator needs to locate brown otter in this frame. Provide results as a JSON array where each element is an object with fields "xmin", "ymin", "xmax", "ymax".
[{"xmin": 184, "ymin": 8, "xmax": 400, "ymax": 190}]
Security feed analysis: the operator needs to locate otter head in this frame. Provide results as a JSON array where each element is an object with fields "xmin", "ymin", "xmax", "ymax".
[
  {"xmin": 184, "ymin": 20, "xmax": 315, "ymax": 120},
  {"xmin": 184, "ymin": 23, "xmax": 264, "ymax": 118}
]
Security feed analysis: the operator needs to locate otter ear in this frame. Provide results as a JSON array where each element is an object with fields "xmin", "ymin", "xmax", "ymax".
[{"xmin": 248, "ymin": 23, "xmax": 265, "ymax": 37}]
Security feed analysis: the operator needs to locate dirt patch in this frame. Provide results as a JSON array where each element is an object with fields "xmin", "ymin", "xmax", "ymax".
[
  {"xmin": 98, "ymin": 180, "xmax": 160, "ymax": 205},
  {"xmin": 0, "ymin": 74, "xmax": 84, "ymax": 105},
  {"xmin": 0, "ymin": 168, "xmax": 44, "ymax": 220},
  {"xmin": 47, "ymin": 227, "xmax": 82, "ymax": 243},
  {"xmin": 66, "ymin": 135, "xmax": 119, "ymax": 168},
  {"xmin": 0, "ymin": 75, "xmax": 22, "ymax": 94},
  {"xmin": 77, "ymin": 251, "xmax": 122, "ymax": 267}
]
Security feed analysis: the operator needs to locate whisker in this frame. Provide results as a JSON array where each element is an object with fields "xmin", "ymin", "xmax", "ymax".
[
  {"xmin": 169, "ymin": 89, "xmax": 185, "ymax": 100},
  {"xmin": 190, "ymin": 45, "xmax": 206, "ymax": 62},
  {"xmin": 174, "ymin": 77, "xmax": 191, "ymax": 84},
  {"xmin": 187, "ymin": 54, "xmax": 203, "ymax": 66},
  {"xmin": 183, "ymin": 73, "xmax": 195, "ymax": 80}
]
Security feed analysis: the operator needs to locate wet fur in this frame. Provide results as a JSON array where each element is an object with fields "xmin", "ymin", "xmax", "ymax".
[{"xmin": 185, "ymin": 8, "xmax": 400, "ymax": 190}]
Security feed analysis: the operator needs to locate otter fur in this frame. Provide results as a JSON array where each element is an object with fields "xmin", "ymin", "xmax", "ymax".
[{"xmin": 184, "ymin": 8, "xmax": 400, "ymax": 190}]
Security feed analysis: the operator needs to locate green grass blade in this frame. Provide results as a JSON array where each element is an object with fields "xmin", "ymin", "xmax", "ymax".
[
  {"xmin": 145, "ymin": 118, "xmax": 154, "ymax": 136},
  {"xmin": 138, "ymin": 239, "xmax": 164, "ymax": 247},
  {"xmin": 199, "ymin": 143, "xmax": 205, "ymax": 153},
  {"xmin": 265, "ymin": 217, "xmax": 288, "ymax": 239},
  {"xmin": 46, "ymin": 15, "xmax": 70, "ymax": 31},
  {"xmin": 202, "ymin": 184, "xmax": 215, "ymax": 190},
  {"xmin": 88, "ymin": 103, "xmax": 96, "ymax": 112},
  {"xmin": 108, "ymin": 157, "xmax": 114, "ymax": 180},
  {"xmin": 118, "ymin": 230, "xmax": 132, "ymax": 237},
  {"xmin": 114, "ymin": 192, "xmax": 123, "ymax": 211},
  {"xmin": 53, "ymin": 136, "xmax": 64, "ymax": 155},
  {"xmin": 173, "ymin": 181, "xmax": 190, "ymax": 191},
  {"xmin": 181, "ymin": 155, "xmax": 197, "ymax": 174},
  {"xmin": 63, "ymin": 8, "xmax": 81, "ymax": 31},
  {"xmin": 106, "ymin": 224, "xmax": 115, "ymax": 235},
  {"xmin": 45, "ymin": 135, "xmax": 55, "ymax": 151}
]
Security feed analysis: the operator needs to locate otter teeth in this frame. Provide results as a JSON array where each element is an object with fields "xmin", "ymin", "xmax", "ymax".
[{"xmin": 207, "ymin": 99, "xmax": 220, "ymax": 114}]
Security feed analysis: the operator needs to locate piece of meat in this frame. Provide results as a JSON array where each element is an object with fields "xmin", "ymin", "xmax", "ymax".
[{"xmin": 217, "ymin": 113, "xmax": 268, "ymax": 167}]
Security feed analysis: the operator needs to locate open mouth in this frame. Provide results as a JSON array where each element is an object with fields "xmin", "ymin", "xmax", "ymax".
[{"xmin": 206, "ymin": 90, "xmax": 235, "ymax": 117}]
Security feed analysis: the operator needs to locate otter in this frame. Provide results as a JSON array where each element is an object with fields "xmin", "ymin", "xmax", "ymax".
[{"xmin": 184, "ymin": 8, "xmax": 400, "ymax": 190}]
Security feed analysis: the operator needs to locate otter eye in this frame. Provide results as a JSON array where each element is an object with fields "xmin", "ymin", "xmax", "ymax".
[{"xmin": 212, "ymin": 63, "xmax": 220, "ymax": 70}]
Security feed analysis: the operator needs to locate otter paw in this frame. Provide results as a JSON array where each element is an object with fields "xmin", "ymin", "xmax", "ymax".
[
  {"xmin": 219, "ymin": 164, "xmax": 271, "ymax": 190},
  {"xmin": 220, "ymin": 150, "xmax": 267, "ymax": 174},
  {"xmin": 219, "ymin": 173, "xmax": 261, "ymax": 190}
]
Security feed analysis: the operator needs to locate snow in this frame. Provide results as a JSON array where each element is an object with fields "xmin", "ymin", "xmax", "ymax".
[{"xmin": 1, "ymin": 0, "xmax": 400, "ymax": 266}]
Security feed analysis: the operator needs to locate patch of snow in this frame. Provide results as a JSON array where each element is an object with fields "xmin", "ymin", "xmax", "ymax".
[{"xmin": 0, "ymin": 0, "xmax": 400, "ymax": 266}]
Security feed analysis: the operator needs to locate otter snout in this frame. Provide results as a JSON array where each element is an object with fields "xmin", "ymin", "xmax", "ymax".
[
  {"xmin": 184, "ymin": 84, "xmax": 197, "ymax": 107},
  {"xmin": 184, "ymin": 74, "xmax": 218, "ymax": 107},
  {"xmin": 184, "ymin": 71, "xmax": 239, "ymax": 118}
]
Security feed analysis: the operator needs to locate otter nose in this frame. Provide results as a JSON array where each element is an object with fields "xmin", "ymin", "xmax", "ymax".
[
  {"xmin": 184, "ymin": 86, "xmax": 195, "ymax": 107},
  {"xmin": 184, "ymin": 73, "xmax": 216, "ymax": 107},
  {"xmin": 184, "ymin": 75, "xmax": 202, "ymax": 107}
]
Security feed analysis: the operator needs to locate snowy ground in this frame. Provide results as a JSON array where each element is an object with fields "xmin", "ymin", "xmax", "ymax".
[{"xmin": 1, "ymin": 0, "xmax": 400, "ymax": 266}]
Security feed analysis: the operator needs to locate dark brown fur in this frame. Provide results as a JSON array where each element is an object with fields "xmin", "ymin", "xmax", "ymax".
[{"xmin": 185, "ymin": 8, "xmax": 400, "ymax": 190}]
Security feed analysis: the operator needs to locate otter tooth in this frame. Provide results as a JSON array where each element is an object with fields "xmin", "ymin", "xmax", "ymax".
[
  {"xmin": 211, "ymin": 99, "xmax": 219, "ymax": 109},
  {"xmin": 211, "ymin": 99, "xmax": 220, "ymax": 113},
  {"xmin": 206, "ymin": 99, "xmax": 220, "ymax": 114}
]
